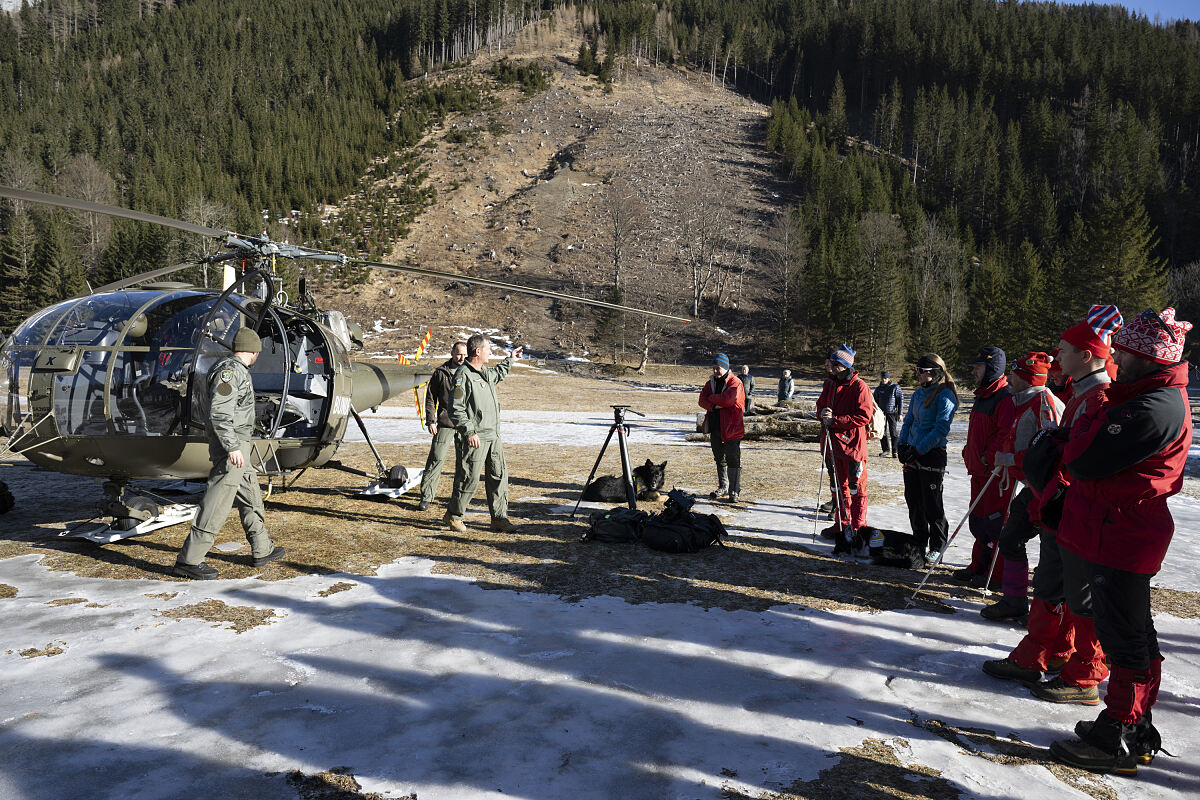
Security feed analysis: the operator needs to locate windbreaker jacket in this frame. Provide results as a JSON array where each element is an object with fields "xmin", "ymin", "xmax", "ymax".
[
  {"xmin": 898, "ymin": 383, "xmax": 958, "ymax": 455},
  {"xmin": 1057, "ymin": 361, "xmax": 1193, "ymax": 573},
  {"xmin": 962, "ymin": 376, "xmax": 1014, "ymax": 476},
  {"xmin": 1000, "ymin": 385, "xmax": 1064, "ymax": 484},
  {"xmin": 1027, "ymin": 369, "xmax": 1110, "ymax": 528},
  {"xmin": 699, "ymin": 373, "xmax": 745, "ymax": 441},
  {"xmin": 817, "ymin": 372, "xmax": 873, "ymax": 461},
  {"xmin": 424, "ymin": 358, "xmax": 459, "ymax": 428}
]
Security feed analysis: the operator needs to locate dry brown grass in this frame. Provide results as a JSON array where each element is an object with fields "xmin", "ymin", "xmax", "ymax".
[
  {"xmin": 157, "ymin": 599, "xmax": 279, "ymax": 634},
  {"xmin": 0, "ymin": 584, "xmax": 16, "ymax": 599},
  {"xmin": 19, "ymin": 643, "xmax": 64, "ymax": 659}
]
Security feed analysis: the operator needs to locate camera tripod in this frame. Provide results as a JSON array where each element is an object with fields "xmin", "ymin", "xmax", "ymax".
[{"xmin": 570, "ymin": 405, "xmax": 645, "ymax": 517}]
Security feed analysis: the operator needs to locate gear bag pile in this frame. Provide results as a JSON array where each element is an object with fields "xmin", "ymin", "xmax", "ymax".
[{"xmin": 583, "ymin": 489, "xmax": 726, "ymax": 553}]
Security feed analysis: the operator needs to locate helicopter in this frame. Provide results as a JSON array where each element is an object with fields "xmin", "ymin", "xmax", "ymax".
[{"xmin": 0, "ymin": 186, "xmax": 687, "ymax": 542}]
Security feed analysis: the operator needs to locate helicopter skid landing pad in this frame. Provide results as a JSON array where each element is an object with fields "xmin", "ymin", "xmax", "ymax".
[
  {"xmin": 58, "ymin": 503, "xmax": 199, "ymax": 545},
  {"xmin": 358, "ymin": 468, "xmax": 424, "ymax": 500}
]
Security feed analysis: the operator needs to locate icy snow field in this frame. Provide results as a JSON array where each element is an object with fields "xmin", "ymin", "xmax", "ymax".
[{"xmin": 1, "ymin": 393, "xmax": 1198, "ymax": 799}]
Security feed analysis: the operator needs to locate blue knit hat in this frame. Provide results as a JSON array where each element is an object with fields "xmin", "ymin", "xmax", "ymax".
[
  {"xmin": 967, "ymin": 346, "xmax": 1006, "ymax": 385},
  {"xmin": 829, "ymin": 344, "xmax": 855, "ymax": 370},
  {"xmin": 713, "ymin": 353, "xmax": 730, "ymax": 369}
]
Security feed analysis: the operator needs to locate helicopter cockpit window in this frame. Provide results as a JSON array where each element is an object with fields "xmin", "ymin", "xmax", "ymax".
[{"xmin": 2, "ymin": 297, "xmax": 80, "ymax": 430}]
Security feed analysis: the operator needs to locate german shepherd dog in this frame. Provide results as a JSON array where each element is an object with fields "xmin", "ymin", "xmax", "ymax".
[{"xmin": 582, "ymin": 459, "xmax": 667, "ymax": 502}]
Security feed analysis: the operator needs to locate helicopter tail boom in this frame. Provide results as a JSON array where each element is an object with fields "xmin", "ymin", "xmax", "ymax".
[{"xmin": 349, "ymin": 362, "xmax": 432, "ymax": 413}]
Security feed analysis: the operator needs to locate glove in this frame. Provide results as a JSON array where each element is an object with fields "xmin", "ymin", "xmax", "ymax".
[
  {"xmin": 897, "ymin": 444, "xmax": 916, "ymax": 464},
  {"xmin": 994, "ymin": 452, "xmax": 1015, "ymax": 467}
]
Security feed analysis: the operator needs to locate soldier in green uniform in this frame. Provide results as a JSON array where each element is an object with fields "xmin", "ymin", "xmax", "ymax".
[
  {"xmin": 416, "ymin": 341, "xmax": 468, "ymax": 512},
  {"xmin": 173, "ymin": 327, "xmax": 284, "ymax": 579},
  {"xmin": 444, "ymin": 334, "xmax": 521, "ymax": 533}
]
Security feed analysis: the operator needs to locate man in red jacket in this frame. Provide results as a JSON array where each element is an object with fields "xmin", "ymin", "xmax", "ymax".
[
  {"xmin": 1050, "ymin": 308, "xmax": 1193, "ymax": 775},
  {"xmin": 698, "ymin": 352, "xmax": 746, "ymax": 503},
  {"xmin": 958, "ymin": 346, "xmax": 1015, "ymax": 586},
  {"xmin": 983, "ymin": 306, "xmax": 1122, "ymax": 703},
  {"xmin": 816, "ymin": 344, "xmax": 873, "ymax": 538}
]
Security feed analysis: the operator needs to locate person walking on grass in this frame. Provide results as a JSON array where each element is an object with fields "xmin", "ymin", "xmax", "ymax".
[
  {"xmin": 699, "ymin": 353, "xmax": 746, "ymax": 503},
  {"xmin": 896, "ymin": 353, "xmax": 958, "ymax": 562},
  {"xmin": 816, "ymin": 345, "xmax": 872, "ymax": 539}
]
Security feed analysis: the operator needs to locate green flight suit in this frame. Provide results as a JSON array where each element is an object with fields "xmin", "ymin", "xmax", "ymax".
[
  {"xmin": 446, "ymin": 355, "xmax": 511, "ymax": 520},
  {"xmin": 178, "ymin": 355, "xmax": 275, "ymax": 565}
]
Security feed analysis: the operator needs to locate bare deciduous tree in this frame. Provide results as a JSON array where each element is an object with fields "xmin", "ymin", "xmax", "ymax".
[{"xmin": 57, "ymin": 152, "xmax": 116, "ymax": 285}]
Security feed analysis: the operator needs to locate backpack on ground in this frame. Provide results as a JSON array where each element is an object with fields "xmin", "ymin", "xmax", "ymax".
[
  {"xmin": 583, "ymin": 506, "xmax": 648, "ymax": 543},
  {"xmin": 639, "ymin": 489, "xmax": 727, "ymax": 553}
]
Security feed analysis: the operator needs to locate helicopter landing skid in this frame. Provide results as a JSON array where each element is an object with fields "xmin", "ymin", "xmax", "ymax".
[
  {"xmin": 58, "ymin": 503, "xmax": 199, "ymax": 545},
  {"xmin": 358, "ymin": 468, "xmax": 423, "ymax": 500}
]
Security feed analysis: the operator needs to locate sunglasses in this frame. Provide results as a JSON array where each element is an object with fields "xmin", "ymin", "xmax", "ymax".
[
  {"xmin": 1139, "ymin": 309, "xmax": 1177, "ymax": 342},
  {"xmin": 915, "ymin": 366, "xmax": 938, "ymax": 373}
]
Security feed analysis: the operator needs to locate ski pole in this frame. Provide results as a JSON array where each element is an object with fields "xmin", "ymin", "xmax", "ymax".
[
  {"xmin": 811, "ymin": 427, "xmax": 827, "ymax": 543},
  {"xmin": 907, "ymin": 465, "xmax": 1002, "ymax": 608},
  {"xmin": 980, "ymin": 533, "xmax": 1003, "ymax": 596}
]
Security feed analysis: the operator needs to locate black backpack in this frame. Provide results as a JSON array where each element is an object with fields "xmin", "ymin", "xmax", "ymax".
[
  {"xmin": 583, "ymin": 507, "xmax": 648, "ymax": 543},
  {"xmin": 639, "ymin": 489, "xmax": 727, "ymax": 553}
]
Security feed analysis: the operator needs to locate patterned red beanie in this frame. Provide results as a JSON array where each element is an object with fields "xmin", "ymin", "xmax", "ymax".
[
  {"xmin": 1112, "ymin": 308, "xmax": 1193, "ymax": 364},
  {"xmin": 1013, "ymin": 351, "xmax": 1053, "ymax": 387},
  {"xmin": 1061, "ymin": 304, "xmax": 1123, "ymax": 360}
]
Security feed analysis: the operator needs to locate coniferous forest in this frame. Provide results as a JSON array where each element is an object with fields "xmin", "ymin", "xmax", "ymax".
[{"xmin": 1, "ymin": 0, "xmax": 1198, "ymax": 368}]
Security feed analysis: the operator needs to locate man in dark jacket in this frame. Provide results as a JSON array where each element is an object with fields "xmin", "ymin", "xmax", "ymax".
[
  {"xmin": 1050, "ymin": 308, "xmax": 1193, "ymax": 775},
  {"xmin": 740, "ymin": 365, "xmax": 756, "ymax": 411},
  {"xmin": 872, "ymin": 371, "xmax": 903, "ymax": 456},
  {"xmin": 959, "ymin": 346, "xmax": 1014, "ymax": 586},
  {"xmin": 778, "ymin": 369, "xmax": 794, "ymax": 404},
  {"xmin": 417, "ymin": 341, "xmax": 467, "ymax": 511},
  {"xmin": 699, "ymin": 353, "xmax": 746, "ymax": 502}
]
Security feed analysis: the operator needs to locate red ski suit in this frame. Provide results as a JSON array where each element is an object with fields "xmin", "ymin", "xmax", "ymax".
[
  {"xmin": 698, "ymin": 374, "xmax": 745, "ymax": 441},
  {"xmin": 817, "ymin": 372, "xmax": 872, "ymax": 528}
]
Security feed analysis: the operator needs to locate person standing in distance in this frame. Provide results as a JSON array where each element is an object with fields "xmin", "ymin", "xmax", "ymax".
[
  {"xmin": 740, "ymin": 365, "xmax": 756, "ymax": 411},
  {"xmin": 445, "ymin": 335, "xmax": 521, "ymax": 533},
  {"xmin": 873, "ymin": 371, "xmax": 903, "ymax": 457},
  {"xmin": 417, "ymin": 341, "xmax": 468, "ymax": 512},
  {"xmin": 699, "ymin": 353, "xmax": 746, "ymax": 503},
  {"xmin": 174, "ymin": 326, "xmax": 283, "ymax": 579},
  {"xmin": 777, "ymin": 369, "xmax": 794, "ymax": 405}
]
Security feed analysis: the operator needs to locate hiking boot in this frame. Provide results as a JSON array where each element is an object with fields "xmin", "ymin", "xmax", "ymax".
[
  {"xmin": 252, "ymin": 546, "xmax": 286, "ymax": 567},
  {"xmin": 949, "ymin": 567, "xmax": 977, "ymax": 583},
  {"xmin": 968, "ymin": 572, "xmax": 994, "ymax": 589},
  {"xmin": 1046, "ymin": 656, "xmax": 1068, "ymax": 674},
  {"xmin": 1031, "ymin": 677, "xmax": 1100, "ymax": 705},
  {"xmin": 173, "ymin": 561, "xmax": 218, "ymax": 580},
  {"xmin": 1075, "ymin": 715, "xmax": 1162, "ymax": 765},
  {"xmin": 710, "ymin": 465, "xmax": 728, "ymax": 500},
  {"xmin": 490, "ymin": 517, "xmax": 517, "ymax": 533},
  {"xmin": 444, "ymin": 512, "xmax": 467, "ymax": 533},
  {"xmin": 818, "ymin": 500, "xmax": 833, "ymax": 514},
  {"xmin": 980, "ymin": 596, "xmax": 1029, "ymax": 622},
  {"xmin": 982, "ymin": 657, "xmax": 1042, "ymax": 685},
  {"xmin": 728, "ymin": 492, "xmax": 740, "ymax": 503},
  {"xmin": 819, "ymin": 524, "xmax": 842, "ymax": 541},
  {"xmin": 1051, "ymin": 714, "xmax": 1139, "ymax": 776},
  {"xmin": 417, "ymin": 500, "xmax": 430, "ymax": 511}
]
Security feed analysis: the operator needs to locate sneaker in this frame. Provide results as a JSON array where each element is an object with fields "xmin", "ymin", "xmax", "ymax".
[
  {"xmin": 949, "ymin": 567, "xmax": 977, "ymax": 583},
  {"xmin": 444, "ymin": 512, "xmax": 467, "ymax": 533},
  {"xmin": 980, "ymin": 596, "xmax": 1029, "ymax": 621},
  {"xmin": 417, "ymin": 500, "xmax": 430, "ymax": 511},
  {"xmin": 819, "ymin": 524, "xmax": 842, "ymax": 541},
  {"xmin": 172, "ymin": 561, "xmax": 218, "ymax": 580},
  {"xmin": 1031, "ymin": 677, "xmax": 1100, "ymax": 705},
  {"xmin": 252, "ymin": 546, "xmax": 286, "ymax": 567},
  {"xmin": 982, "ymin": 657, "xmax": 1042, "ymax": 686},
  {"xmin": 728, "ymin": 492, "xmax": 740, "ymax": 504},
  {"xmin": 925, "ymin": 549, "xmax": 941, "ymax": 563},
  {"xmin": 490, "ymin": 517, "xmax": 517, "ymax": 532}
]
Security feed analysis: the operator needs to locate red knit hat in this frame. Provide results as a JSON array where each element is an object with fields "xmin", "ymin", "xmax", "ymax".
[
  {"xmin": 1112, "ymin": 308, "xmax": 1193, "ymax": 365},
  {"xmin": 1013, "ymin": 352, "xmax": 1053, "ymax": 387},
  {"xmin": 1061, "ymin": 304, "xmax": 1123, "ymax": 360}
]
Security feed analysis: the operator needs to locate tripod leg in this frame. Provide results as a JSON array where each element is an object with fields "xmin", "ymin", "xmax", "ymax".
[
  {"xmin": 570, "ymin": 425, "xmax": 619, "ymax": 518},
  {"xmin": 617, "ymin": 424, "xmax": 637, "ymax": 510}
]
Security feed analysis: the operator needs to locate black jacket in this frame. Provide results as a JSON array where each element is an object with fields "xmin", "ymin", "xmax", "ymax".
[{"xmin": 424, "ymin": 358, "xmax": 459, "ymax": 428}]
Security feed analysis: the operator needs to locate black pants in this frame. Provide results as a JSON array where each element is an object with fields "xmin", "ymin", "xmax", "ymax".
[
  {"xmin": 1091, "ymin": 562, "xmax": 1159, "ymax": 671},
  {"xmin": 1060, "ymin": 545, "xmax": 1096, "ymax": 618},
  {"xmin": 998, "ymin": 487, "xmax": 1040, "ymax": 560},
  {"xmin": 902, "ymin": 446, "xmax": 947, "ymax": 553},
  {"xmin": 709, "ymin": 431, "xmax": 741, "ymax": 470},
  {"xmin": 881, "ymin": 412, "xmax": 901, "ymax": 453},
  {"xmin": 1031, "ymin": 529, "xmax": 1066, "ymax": 603}
]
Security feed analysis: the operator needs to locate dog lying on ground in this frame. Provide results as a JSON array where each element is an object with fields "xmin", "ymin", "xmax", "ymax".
[
  {"xmin": 832, "ymin": 526, "xmax": 926, "ymax": 569},
  {"xmin": 582, "ymin": 459, "xmax": 667, "ymax": 502}
]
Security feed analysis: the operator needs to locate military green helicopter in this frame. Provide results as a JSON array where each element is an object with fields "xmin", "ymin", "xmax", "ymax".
[{"xmin": 0, "ymin": 186, "xmax": 686, "ymax": 541}]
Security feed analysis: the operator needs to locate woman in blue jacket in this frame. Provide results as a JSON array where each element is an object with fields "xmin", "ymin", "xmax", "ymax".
[{"xmin": 898, "ymin": 353, "xmax": 959, "ymax": 561}]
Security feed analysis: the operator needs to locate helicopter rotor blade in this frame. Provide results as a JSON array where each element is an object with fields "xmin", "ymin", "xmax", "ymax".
[
  {"xmin": 0, "ymin": 185, "xmax": 231, "ymax": 239},
  {"xmin": 349, "ymin": 258, "xmax": 691, "ymax": 323},
  {"xmin": 87, "ymin": 262, "xmax": 202, "ymax": 296}
]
